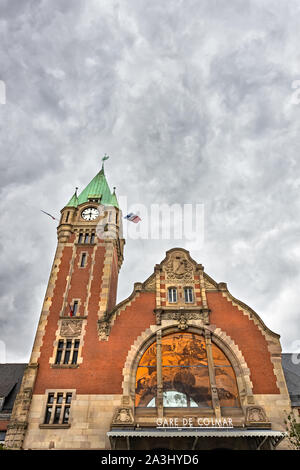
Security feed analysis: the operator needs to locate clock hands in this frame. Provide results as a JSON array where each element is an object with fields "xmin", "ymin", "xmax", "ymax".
[{"xmin": 82, "ymin": 207, "xmax": 99, "ymax": 221}]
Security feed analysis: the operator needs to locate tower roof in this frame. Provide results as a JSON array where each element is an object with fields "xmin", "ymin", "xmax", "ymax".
[
  {"xmin": 65, "ymin": 166, "xmax": 119, "ymax": 208},
  {"xmin": 110, "ymin": 187, "xmax": 119, "ymax": 209},
  {"xmin": 66, "ymin": 189, "xmax": 79, "ymax": 208}
]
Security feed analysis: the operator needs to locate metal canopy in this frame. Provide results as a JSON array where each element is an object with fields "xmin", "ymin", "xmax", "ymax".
[
  {"xmin": 107, "ymin": 428, "xmax": 286, "ymax": 438},
  {"xmin": 108, "ymin": 428, "xmax": 286, "ymax": 451}
]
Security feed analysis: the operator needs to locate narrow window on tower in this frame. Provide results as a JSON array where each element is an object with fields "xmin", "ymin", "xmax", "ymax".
[
  {"xmin": 63, "ymin": 340, "xmax": 72, "ymax": 364},
  {"xmin": 71, "ymin": 340, "xmax": 80, "ymax": 364},
  {"xmin": 55, "ymin": 340, "xmax": 64, "ymax": 364},
  {"xmin": 72, "ymin": 300, "xmax": 79, "ymax": 316},
  {"xmin": 168, "ymin": 287, "xmax": 177, "ymax": 303},
  {"xmin": 90, "ymin": 232, "xmax": 95, "ymax": 244},
  {"xmin": 78, "ymin": 232, "xmax": 83, "ymax": 244},
  {"xmin": 65, "ymin": 211, "xmax": 70, "ymax": 223},
  {"xmin": 80, "ymin": 253, "xmax": 87, "ymax": 267},
  {"xmin": 84, "ymin": 232, "xmax": 89, "ymax": 244}
]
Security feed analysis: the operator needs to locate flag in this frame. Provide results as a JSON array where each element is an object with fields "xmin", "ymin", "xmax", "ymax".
[
  {"xmin": 40, "ymin": 210, "xmax": 58, "ymax": 221},
  {"xmin": 68, "ymin": 303, "xmax": 74, "ymax": 317},
  {"xmin": 124, "ymin": 213, "xmax": 141, "ymax": 223}
]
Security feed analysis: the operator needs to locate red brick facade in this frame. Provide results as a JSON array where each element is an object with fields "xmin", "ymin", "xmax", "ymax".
[{"xmin": 33, "ymin": 239, "xmax": 279, "ymax": 397}]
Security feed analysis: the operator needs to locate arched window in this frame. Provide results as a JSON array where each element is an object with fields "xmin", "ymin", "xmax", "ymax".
[
  {"xmin": 168, "ymin": 287, "xmax": 177, "ymax": 303},
  {"xmin": 135, "ymin": 332, "xmax": 240, "ymax": 409}
]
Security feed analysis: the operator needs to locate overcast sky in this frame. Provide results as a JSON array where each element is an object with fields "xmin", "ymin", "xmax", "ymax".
[{"xmin": 0, "ymin": 0, "xmax": 300, "ymax": 362}]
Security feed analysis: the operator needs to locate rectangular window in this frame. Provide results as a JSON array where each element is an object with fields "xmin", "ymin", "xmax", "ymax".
[
  {"xmin": 63, "ymin": 406, "xmax": 70, "ymax": 424},
  {"xmin": 43, "ymin": 392, "xmax": 73, "ymax": 425},
  {"xmin": 55, "ymin": 340, "xmax": 64, "ymax": 364},
  {"xmin": 78, "ymin": 233, "xmax": 83, "ymax": 244},
  {"xmin": 44, "ymin": 393, "xmax": 54, "ymax": 424},
  {"xmin": 90, "ymin": 233, "xmax": 95, "ymax": 244},
  {"xmin": 65, "ymin": 211, "xmax": 70, "ymax": 223},
  {"xmin": 84, "ymin": 233, "xmax": 89, "ymax": 244},
  {"xmin": 63, "ymin": 340, "xmax": 72, "ymax": 364},
  {"xmin": 184, "ymin": 287, "xmax": 194, "ymax": 303},
  {"xmin": 168, "ymin": 288, "xmax": 177, "ymax": 303},
  {"xmin": 80, "ymin": 253, "xmax": 86, "ymax": 267},
  {"xmin": 53, "ymin": 406, "xmax": 61, "ymax": 424},
  {"xmin": 71, "ymin": 340, "xmax": 80, "ymax": 365},
  {"xmin": 72, "ymin": 301, "xmax": 79, "ymax": 316},
  {"xmin": 57, "ymin": 393, "xmax": 63, "ymax": 404},
  {"xmin": 55, "ymin": 339, "xmax": 80, "ymax": 366}
]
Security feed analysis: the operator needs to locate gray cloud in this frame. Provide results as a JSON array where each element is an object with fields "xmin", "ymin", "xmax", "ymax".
[{"xmin": 0, "ymin": 0, "xmax": 300, "ymax": 361}]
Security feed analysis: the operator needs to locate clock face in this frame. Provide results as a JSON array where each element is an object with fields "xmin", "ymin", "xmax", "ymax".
[{"xmin": 81, "ymin": 207, "xmax": 99, "ymax": 221}]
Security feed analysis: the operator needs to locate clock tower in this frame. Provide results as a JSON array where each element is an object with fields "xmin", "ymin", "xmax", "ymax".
[{"xmin": 5, "ymin": 161, "xmax": 125, "ymax": 449}]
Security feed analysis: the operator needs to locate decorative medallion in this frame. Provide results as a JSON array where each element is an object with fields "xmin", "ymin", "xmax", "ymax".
[{"xmin": 112, "ymin": 407, "xmax": 134, "ymax": 426}]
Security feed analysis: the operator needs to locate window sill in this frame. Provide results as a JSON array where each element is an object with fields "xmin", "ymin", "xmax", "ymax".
[
  {"xmin": 75, "ymin": 243, "xmax": 96, "ymax": 246},
  {"xmin": 39, "ymin": 424, "xmax": 71, "ymax": 429},
  {"xmin": 51, "ymin": 364, "xmax": 79, "ymax": 369},
  {"xmin": 59, "ymin": 315, "xmax": 87, "ymax": 319}
]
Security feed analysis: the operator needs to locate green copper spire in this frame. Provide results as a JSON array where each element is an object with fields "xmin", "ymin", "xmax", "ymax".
[
  {"xmin": 65, "ymin": 156, "xmax": 119, "ymax": 208},
  {"xmin": 66, "ymin": 187, "xmax": 79, "ymax": 208},
  {"xmin": 76, "ymin": 166, "xmax": 113, "ymax": 206},
  {"xmin": 110, "ymin": 187, "xmax": 119, "ymax": 209}
]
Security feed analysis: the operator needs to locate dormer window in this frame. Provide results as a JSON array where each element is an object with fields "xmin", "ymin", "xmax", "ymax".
[
  {"xmin": 88, "ymin": 197, "xmax": 101, "ymax": 203},
  {"xmin": 168, "ymin": 287, "xmax": 177, "ymax": 303}
]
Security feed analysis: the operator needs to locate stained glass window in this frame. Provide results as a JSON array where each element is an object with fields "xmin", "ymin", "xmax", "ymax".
[{"xmin": 135, "ymin": 332, "xmax": 240, "ymax": 409}]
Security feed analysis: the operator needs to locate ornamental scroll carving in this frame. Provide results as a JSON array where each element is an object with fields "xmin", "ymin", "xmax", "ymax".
[
  {"xmin": 155, "ymin": 309, "xmax": 210, "ymax": 326},
  {"xmin": 60, "ymin": 319, "xmax": 83, "ymax": 337},
  {"xmin": 164, "ymin": 251, "xmax": 194, "ymax": 282}
]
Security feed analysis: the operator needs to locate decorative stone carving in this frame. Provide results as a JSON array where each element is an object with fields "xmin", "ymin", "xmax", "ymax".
[
  {"xmin": 245, "ymin": 406, "xmax": 271, "ymax": 428},
  {"xmin": 178, "ymin": 314, "xmax": 188, "ymax": 330},
  {"xmin": 112, "ymin": 407, "xmax": 134, "ymax": 426},
  {"xmin": 143, "ymin": 275, "xmax": 156, "ymax": 292},
  {"xmin": 97, "ymin": 319, "xmax": 111, "ymax": 341},
  {"xmin": 164, "ymin": 251, "xmax": 194, "ymax": 282},
  {"xmin": 60, "ymin": 319, "xmax": 83, "ymax": 337},
  {"xmin": 204, "ymin": 276, "xmax": 218, "ymax": 290},
  {"xmin": 155, "ymin": 309, "xmax": 162, "ymax": 325},
  {"xmin": 160, "ymin": 309, "xmax": 210, "ymax": 325}
]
